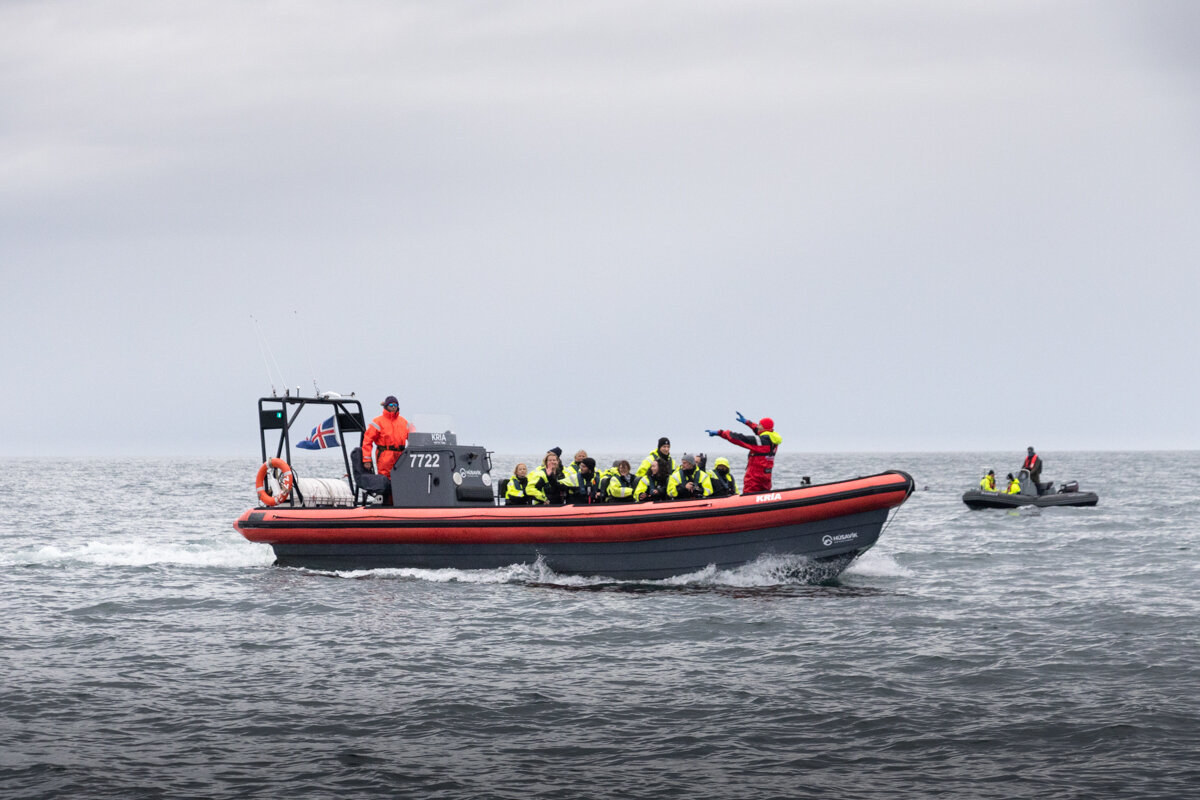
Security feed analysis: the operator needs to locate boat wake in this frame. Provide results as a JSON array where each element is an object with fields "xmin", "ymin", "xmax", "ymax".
[
  {"xmin": 0, "ymin": 538, "xmax": 274, "ymax": 569},
  {"xmin": 294, "ymin": 551, "xmax": 903, "ymax": 590}
]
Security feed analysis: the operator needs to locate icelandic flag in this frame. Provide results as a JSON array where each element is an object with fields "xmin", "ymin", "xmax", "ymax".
[{"xmin": 296, "ymin": 416, "xmax": 339, "ymax": 450}]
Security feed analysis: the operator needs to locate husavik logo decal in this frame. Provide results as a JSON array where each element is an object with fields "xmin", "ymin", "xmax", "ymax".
[{"xmin": 822, "ymin": 532, "xmax": 859, "ymax": 547}]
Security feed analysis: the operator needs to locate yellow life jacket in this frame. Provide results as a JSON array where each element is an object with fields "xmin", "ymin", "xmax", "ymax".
[
  {"xmin": 505, "ymin": 474, "xmax": 529, "ymax": 504},
  {"xmin": 667, "ymin": 466, "xmax": 713, "ymax": 499},
  {"xmin": 636, "ymin": 449, "xmax": 677, "ymax": 477}
]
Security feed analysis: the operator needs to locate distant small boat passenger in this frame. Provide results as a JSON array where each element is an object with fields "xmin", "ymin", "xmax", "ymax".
[{"xmin": 1023, "ymin": 447, "xmax": 1044, "ymax": 493}]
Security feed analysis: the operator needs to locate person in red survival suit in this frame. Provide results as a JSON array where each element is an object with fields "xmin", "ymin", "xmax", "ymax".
[
  {"xmin": 706, "ymin": 411, "xmax": 782, "ymax": 494},
  {"xmin": 362, "ymin": 395, "xmax": 413, "ymax": 478}
]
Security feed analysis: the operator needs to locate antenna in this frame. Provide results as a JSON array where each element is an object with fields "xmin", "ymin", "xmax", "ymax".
[
  {"xmin": 293, "ymin": 309, "xmax": 320, "ymax": 397},
  {"xmin": 251, "ymin": 315, "xmax": 288, "ymax": 395}
]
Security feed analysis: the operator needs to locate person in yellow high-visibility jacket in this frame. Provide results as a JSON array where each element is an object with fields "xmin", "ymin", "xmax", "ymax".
[
  {"xmin": 505, "ymin": 463, "xmax": 531, "ymax": 505},
  {"xmin": 667, "ymin": 454, "xmax": 713, "ymax": 500}
]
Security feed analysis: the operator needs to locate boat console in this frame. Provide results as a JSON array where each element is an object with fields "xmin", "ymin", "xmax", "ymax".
[
  {"xmin": 255, "ymin": 395, "xmax": 494, "ymax": 509},
  {"xmin": 384, "ymin": 431, "xmax": 495, "ymax": 508}
]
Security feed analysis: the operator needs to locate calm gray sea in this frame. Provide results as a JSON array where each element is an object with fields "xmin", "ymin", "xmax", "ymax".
[{"xmin": 1, "ymin": 451, "xmax": 1197, "ymax": 799}]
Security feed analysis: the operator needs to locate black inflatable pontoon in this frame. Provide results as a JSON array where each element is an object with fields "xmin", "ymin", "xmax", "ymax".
[{"xmin": 963, "ymin": 468, "xmax": 1098, "ymax": 509}]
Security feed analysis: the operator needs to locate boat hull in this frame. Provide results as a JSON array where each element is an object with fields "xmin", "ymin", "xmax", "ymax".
[
  {"xmin": 235, "ymin": 471, "xmax": 914, "ymax": 579},
  {"xmin": 961, "ymin": 489, "xmax": 1099, "ymax": 509},
  {"xmin": 253, "ymin": 509, "xmax": 884, "ymax": 579}
]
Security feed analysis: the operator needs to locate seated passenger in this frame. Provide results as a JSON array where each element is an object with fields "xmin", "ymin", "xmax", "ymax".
[
  {"xmin": 708, "ymin": 457, "xmax": 738, "ymax": 497},
  {"xmin": 505, "ymin": 463, "xmax": 531, "ymax": 505},
  {"xmin": 637, "ymin": 437, "xmax": 676, "ymax": 478},
  {"xmin": 634, "ymin": 459, "xmax": 668, "ymax": 503},
  {"xmin": 667, "ymin": 454, "xmax": 713, "ymax": 500},
  {"xmin": 604, "ymin": 460, "xmax": 636, "ymax": 503},
  {"xmin": 980, "ymin": 470, "xmax": 997, "ymax": 492},
  {"xmin": 566, "ymin": 457, "xmax": 601, "ymax": 504},
  {"xmin": 1006, "ymin": 473, "xmax": 1021, "ymax": 494},
  {"xmin": 562, "ymin": 449, "xmax": 589, "ymax": 490},
  {"xmin": 597, "ymin": 461, "xmax": 619, "ymax": 501},
  {"xmin": 527, "ymin": 451, "xmax": 567, "ymax": 505}
]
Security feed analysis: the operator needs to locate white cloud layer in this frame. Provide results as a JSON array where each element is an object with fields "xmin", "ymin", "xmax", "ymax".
[{"xmin": 2, "ymin": 1, "xmax": 1198, "ymax": 455}]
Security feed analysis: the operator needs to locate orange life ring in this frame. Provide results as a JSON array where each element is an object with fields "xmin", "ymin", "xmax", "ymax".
[{"xmin": 255, "ymin": 458, "xmax": 294, "ymax": 507}]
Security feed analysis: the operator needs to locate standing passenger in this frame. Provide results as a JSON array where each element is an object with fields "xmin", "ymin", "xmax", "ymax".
[
  {"xmin": 362, "ymin": 395, "xmax": 413, "ymax": 478},
  {"xmin": 637, "ymin": 437, "xmax": 676, "ymax": 478},
  {"xmin": 706, "ymin": 412, "xmax": 782, "ymax": 494},
  {"xmin": 1023, "ymin": 447, "xmax": 1044, "ymax": 493}
]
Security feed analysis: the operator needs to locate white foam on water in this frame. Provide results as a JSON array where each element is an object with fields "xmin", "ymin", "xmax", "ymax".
[
  {"xmin": 308, "ymin": 563, "xmax": 533, "ymax": 584},
  {"xmin": 301, "ymin": 558, "xmax": 610, "ymax": 587},
  {"xmin": 844, "ymin": 549, "xmax": 912, "ymax": 578},
  {"xmin": 0, "ymin": 538, "xmax": 275, "ymax": 569},
  {"xmin": 301, "ymin": 553, "xmax": 862, "ymax": 588}
]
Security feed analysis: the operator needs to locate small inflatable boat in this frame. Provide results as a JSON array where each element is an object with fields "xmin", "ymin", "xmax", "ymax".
[
  {"xmin": 234, "ymin": 395, "xmax": 916, "ymax": 579},
  {"xmin": 962, "ymin": 468, "xmax": 1098, "ymax": 509}
]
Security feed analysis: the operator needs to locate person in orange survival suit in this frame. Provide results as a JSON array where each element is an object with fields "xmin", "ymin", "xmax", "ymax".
[
  {"xmin": 706, "ymin": 411, "xmax": 782, "ymax": 494},
  {"xmin": 362, "ymin": 395, "xmax": 413, "ymax": 478}
]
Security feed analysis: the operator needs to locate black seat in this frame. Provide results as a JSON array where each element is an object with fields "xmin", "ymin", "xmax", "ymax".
[{"xmin": 351, "ymin": 447, "xmax": 391, "ymax": 504}]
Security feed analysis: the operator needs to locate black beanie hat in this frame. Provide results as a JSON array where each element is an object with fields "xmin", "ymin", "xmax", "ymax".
[
  {"xmin": 549, "ymin": 447, "xmax": 563, "ymax": 457},
  {"xmin": 658, "ymin": 437, "xmax": 670, "ymax": 448}
]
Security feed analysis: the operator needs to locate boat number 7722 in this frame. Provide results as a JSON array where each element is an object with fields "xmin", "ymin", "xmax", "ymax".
[{"xmin": 409, "ymin": 453, "xmax": 441, "ymax": 469}]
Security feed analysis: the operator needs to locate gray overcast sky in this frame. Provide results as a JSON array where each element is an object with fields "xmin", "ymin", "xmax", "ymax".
[{"xmin": 2, "ymin": 1, "xmax": 1198, "ymax": 456}]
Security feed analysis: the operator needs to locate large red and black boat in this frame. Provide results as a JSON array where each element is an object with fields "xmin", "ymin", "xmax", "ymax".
[{"xmin": 234, "ymin": 395, "xmax": 915, "ymax": 579}]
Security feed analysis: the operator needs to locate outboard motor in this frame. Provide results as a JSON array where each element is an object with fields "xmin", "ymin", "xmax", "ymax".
[
  {"xmin": 1059, "ymin": 480, "xmax": 1079, "ymax": 494},
  {"xmin": 387, "ymin": 432, "xmax": 494, "ymax": 507}
]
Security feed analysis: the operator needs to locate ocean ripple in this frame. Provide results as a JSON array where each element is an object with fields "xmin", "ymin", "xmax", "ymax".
[{"xmin": 0, "ymin": 453, "xmax": 1197, "ymax": 798}]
